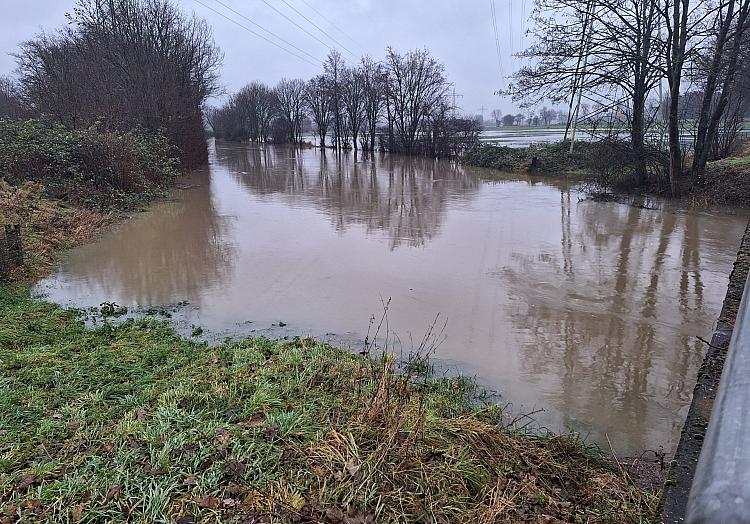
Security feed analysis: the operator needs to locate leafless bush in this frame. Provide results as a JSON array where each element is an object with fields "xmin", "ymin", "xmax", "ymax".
[{"xmin": 15, "ymin": 0, "xmax": 222, "ymax": 168}]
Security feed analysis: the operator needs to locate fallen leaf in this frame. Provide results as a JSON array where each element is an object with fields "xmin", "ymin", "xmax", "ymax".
[
  {"xmin": 240, "ymin": 413, "xmax": 265, "ymax": 429},
  {"xmin": 176, "ymin": 515, "xmax": 196, "ymax": 524},
  {"xmin": 183, "ymin": 475, "xmax": 198, "ymax": 486},
  {"xmin": 325, "ymin": 507, "xmax": 346, "ymax": 523},
  {"xmin": 214, "ymin": 427, "xmax": 231, "ymax": 445},
  {"xmin": 192, "ymin": 495, "xmax": 220, "ymax": 509},
  {"xmin": 224, "ymin": 484, "xmax": 244, "ymax": 498},
  {"xmin": 136, "ymin": 408, "xmax": 147, "ymax": 420},
  {"xmin": 262, "ymin": 424, "xmax": 279, "ymax": 441},
  {"xmin": 16, "ymin": 474, "xmax": 37, "ymax": 493},
  {"xmin": 23, "ymin": 499, "xmax": 41, "ymax": 513},
  {"xmin": 51, "ymin": 413, "xmax": 63, "ymax": 420},
  {"xmin": 345, "ymin": 457, "xmax": 360, "ymax": 477},
  {"xmin": 143, "ymin": 464, "xmax": 165, "ymax": 476},
  {"xmin": 105, "ymin": 484, "xmax": 121, "ymax": 502},
  {"xmin": 222, "ymin": 459, "xmax": 246, "ymax": 479},
  {"xmin": 345, "ymin": 511, "xmax": 375, "ymax": 524}
]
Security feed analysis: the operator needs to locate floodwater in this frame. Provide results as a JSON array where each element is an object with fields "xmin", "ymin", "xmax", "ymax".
[{"xmin": 35, "ymin": 140, "xmax": 748, "ymax": 454}]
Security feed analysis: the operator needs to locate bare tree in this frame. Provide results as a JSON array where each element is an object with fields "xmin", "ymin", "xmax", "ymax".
[
  {"xmin": 274, "ymin": 78, "xmax": 306, "ymax": 144},
  {"xmin": 323, "ymin": 49, "xmax": 346, "ymax": 150},
  {"xmin": 15, "ymin": 0, "xmax": 222, "ymax": 167},
  {"xmin": 511, "ymin": 0, "xmax": 662, "ymax": 183},
  {"xmin": 691, "ymin": 0, "xmax": 750, "ymax": 177},
  {"xmin": 0, "ymin": 76, "xmax": 24, "ymax": 119},
  {"xmin": 384, "ymin": 47, "xmax": 450, "ymax": 153},
  {"xmin": 237, "ymin": 82, "xmax": 274, "ymax": 142},
  {"xmin": 341, "ymin": 66, "xmax": 367, "ymax": 150},
  {"xmin": 361, "ymin": 55, "xmax": 385, "ymax": 151},
  {"xmin": 304, "ymin": 75, "xmax": 333, "ymax": 147},
  {"xmin": 539, "ymin": 106, "xmax": 556, "ymax": 125}
]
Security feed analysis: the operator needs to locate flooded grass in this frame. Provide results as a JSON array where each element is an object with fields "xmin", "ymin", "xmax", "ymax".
[{"xmin": 0, "ymin": 287, "xmax": 660, "ymax": 523}]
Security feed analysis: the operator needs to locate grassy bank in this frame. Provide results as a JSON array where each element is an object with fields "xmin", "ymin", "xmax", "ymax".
[
  {"xmin": 692, "ymin": 152, "xmax": 750, "ymax": 207},
  {"xmin": 0, "ymin": 287, "xmax": 659, "ymax": 523},
  {"xmin": 464, "ymin": 140, "xmax": 750, "ymax": 207},
  {"xmin": 463, "ymin": 141, "xmax": 605, "ymax": 177},
  {"xmin": 0, "ymin": 119, "xmax": 178, "ymax": 280}
]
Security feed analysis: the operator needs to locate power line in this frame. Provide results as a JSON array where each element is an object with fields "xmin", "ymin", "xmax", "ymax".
[
  {"xmin": 257, "ymin": 0, "xmax": 338, "ymax": 57},
  {"xmin": 521, "ymin": 0, "xmax": 526, "ymax": 49},
  {"xmin": 192, "ymin": 0, "xmax": 319, "ymax": 67},
  {"xmin": 508, "ymin": 0, "xmax": 514, "ymax": 54},
  {"xmin": 212, "ymin": 0, "xmax": 321, "ymax": 63},
  {"xmin": 277, "ymin": 0, "xmax": 356, "ymax": 57},
  {"xmin": 297, "ymin": 0, "xmax": 365, "ymax": 51},
  {"xmin": 489, "ymin": 0, "xmax": 504, "ymax": 86}
]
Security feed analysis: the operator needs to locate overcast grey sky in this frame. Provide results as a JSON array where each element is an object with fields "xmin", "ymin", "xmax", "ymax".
[{"xmin": 0, "ymin": 0, "xmax": 533, "ymax": 116}]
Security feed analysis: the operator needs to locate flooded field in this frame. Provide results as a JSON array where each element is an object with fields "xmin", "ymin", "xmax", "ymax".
[{"xmin": 35, "ymin": 140, "xmax": 748, "ymax": 454}]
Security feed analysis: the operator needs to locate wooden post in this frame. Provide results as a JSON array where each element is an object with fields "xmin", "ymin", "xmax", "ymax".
[
  {"xmin": 0, "ymin": 230, "xmax": 8, "ymax": 281},
  {"xmin": 0, "ymin": 224, "xmax": 22, "ymax": 281},
  {"xmin": 5, "ymin": 225, "xmax": 22, "ymax": 266}
]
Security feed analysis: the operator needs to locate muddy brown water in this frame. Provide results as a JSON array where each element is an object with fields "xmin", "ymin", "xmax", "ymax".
[{"xmin": 35, "ymin": 140, "xmax": 749, "ymax": 454}]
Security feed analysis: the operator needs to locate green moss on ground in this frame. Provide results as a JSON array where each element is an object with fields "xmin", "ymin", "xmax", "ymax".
[{"xmin": 0, "ymin": 287, "xmax": 659, "ymax": 523}]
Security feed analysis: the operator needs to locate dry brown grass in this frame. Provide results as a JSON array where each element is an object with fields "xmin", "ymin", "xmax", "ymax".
[{"xmin": 0, "ymin": 180, "xmax": 113, "ymax": 280}]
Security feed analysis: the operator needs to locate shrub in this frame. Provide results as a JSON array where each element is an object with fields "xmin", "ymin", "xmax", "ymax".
[{"xmin": 0, "ymin": 118, "xmax": 178, "ymax": 209}]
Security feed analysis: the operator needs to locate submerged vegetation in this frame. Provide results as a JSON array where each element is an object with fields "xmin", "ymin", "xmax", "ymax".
[{"xmin": 0, "ymin": 288, "xmax": 659, "ymax": 523}]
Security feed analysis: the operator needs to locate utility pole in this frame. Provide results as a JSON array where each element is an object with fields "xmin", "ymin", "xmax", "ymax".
[
  {"xmin": 478, "ymin": 105, "xmax": 486, "ymax": 124},
  {"xmin": 564, "ymin": 0, "xmax": 595, "ymax": 145},
  {"xmin": 451, "ymin": 85, "xmax": 464, "ymax": 118},
  {"xmin": 569, "ymin": 0, "xmax": 595, "ymax": 154}
]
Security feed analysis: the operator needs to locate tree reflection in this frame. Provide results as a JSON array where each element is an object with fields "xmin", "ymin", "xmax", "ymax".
[
  {"xmin": 213, "ymin": 143, "xmax": 480, "ymax": 249},
  {"xmin": 59, "ymin": 167, "xmax": 234, "ymax": 304},
  {"xmin": 501, "ymin": 197, "xmax": 714, "ymax": 451}
]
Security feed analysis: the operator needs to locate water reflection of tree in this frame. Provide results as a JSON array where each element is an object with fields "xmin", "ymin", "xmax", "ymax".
[
  {"xmin": 65, "ymin": 167, "xmax": 234, "ymax": 304},
  {"xmin": 213, "ymin": 144, "xmax": 480, "ymax": 249},
  {"xmin": 501, "ymin": 197, "xmax": 712, "ymax": 452}
]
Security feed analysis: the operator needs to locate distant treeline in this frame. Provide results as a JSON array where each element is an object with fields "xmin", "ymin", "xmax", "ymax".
[
  {"xmin": 2, "ymin": 0, "xmax": 221, "ymax": 169},
  {"xmin": 208, "ymin": 49, "xmax": 480, "ymax": 158}
]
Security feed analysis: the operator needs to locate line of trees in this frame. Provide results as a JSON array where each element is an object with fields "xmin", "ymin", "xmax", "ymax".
[
  {"xmin": 209, "ymin": 49, "xmax": 480, "ymax": 158},
  {"xmin": 488, "ymin": 106, "xmax": 577, "ymax": 126},
  {"xmin": 510, "ymin": 0, "xmax": 750, "ymax": 193},
  {"xmin": 7, "ymin": 0, "xmax": 222, "ymax": 169}
]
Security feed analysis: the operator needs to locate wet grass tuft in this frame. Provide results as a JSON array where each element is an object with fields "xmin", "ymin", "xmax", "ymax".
[{"xmin": 0, "ymin": 287, "xmax": 659, "ymax": 523}]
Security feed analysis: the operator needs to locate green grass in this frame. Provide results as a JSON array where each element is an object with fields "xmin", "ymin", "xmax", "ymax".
[
  {"xmin": 708, "ymin": 155, "xmax": 750, "ymax": 168},
  {"xmin": 0, "ymin": 287, "xmax": 659, "ymax": 523}
]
